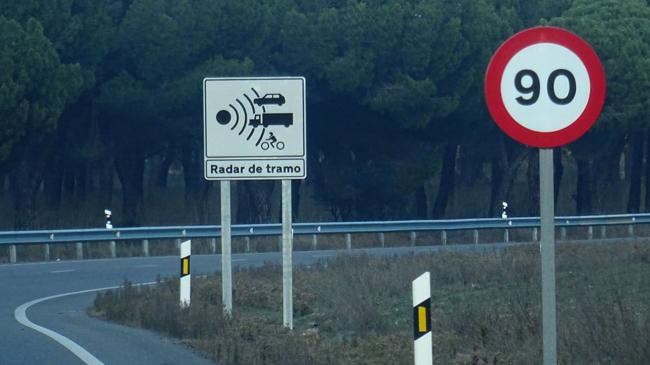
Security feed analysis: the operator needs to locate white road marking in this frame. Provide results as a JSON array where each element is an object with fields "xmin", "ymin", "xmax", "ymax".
[
  {"xmin": 50, "ymin": 269, "xmax": 76, "ymax": 274},
  {"xmin": 15, "ymin": 282, "xmax": 156, "ymax": 365},
  {"xmin": 232, "ymin": 259, "xmax": 248, "ymax": 262}
]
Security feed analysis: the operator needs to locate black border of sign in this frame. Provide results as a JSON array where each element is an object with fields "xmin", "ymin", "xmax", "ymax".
[
  {"xmin": 203, "ymin": 77, "xmax": 306, "ymax": 159},
  {"xmin": 203, "ymin": 77, "xmax": 307, "ymax": 180},
  {"xmin": 204, "ymin": 159, "xmax": 306, "ymax": 180}
]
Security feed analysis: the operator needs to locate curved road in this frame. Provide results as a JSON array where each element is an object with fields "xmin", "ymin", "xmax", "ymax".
[{"xmin": 0, "ymin": 244, "xmax": 512, "ymax": 364}]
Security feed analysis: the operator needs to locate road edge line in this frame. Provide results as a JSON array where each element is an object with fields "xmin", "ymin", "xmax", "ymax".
[{"xmin": 14, "ymin": 282, "xmax": 156, "ymax": 365}]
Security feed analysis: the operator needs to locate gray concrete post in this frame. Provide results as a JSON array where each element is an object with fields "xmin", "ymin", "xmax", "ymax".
[
  {"xmin": 9, "ymin": 245, "xmax": 17, "ymax": 263},
  {"xmin": 142, "ymin": 239, "xmax": 149, "ymax": 257},
  {"xmin": 76, "ymin": 242, "xmax": 83, "ymax": 260}
]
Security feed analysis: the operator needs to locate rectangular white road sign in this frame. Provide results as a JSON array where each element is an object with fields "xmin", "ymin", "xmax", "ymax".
[{"xmin": 203, "ymin": 77, "xmax": 306, "ymax": 180}]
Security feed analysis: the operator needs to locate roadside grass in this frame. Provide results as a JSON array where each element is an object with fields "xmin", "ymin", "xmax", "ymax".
[{"xmin": 93, "ymin": 243, "xmax": 648, "ymax": 364}]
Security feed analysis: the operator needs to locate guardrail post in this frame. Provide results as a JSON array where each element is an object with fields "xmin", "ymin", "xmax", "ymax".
[
  {"xmin": 76, "ymin": 242, "xmax": 83, "ymax": 260},
  {"xmin": 44, "ymin": 244, "xmax": 50, "ymax": 261},
  {"xmin": 9, "ymin": 245, "xmax": 17, "ymax": 263},
  {"xmin": 278, "ymin": 236, "xmax": 282, "ymax": 251},
  {"xmin": 504, "ymin": 229, "xmax": 509, "ymax": 243},
  {"xmin": 628, "ymin": 224, "xmax": 634, "ymax": 237},
  {"xmin": 211, "ymin": 238, "xmax": 217, "ymax": 254},
  {"xmin": 600, "ymin": 226, "xmax": 606, "ymax": 239},
  {"xmin": 346, "ymin": 233, "xmax": 352, "ymax": 251},
  {"xmin": 587, "ymin": 226, "xmax": 593, "ymax": 240},
  {"xmin": 533, "ymin": 228, "xmax": 539, "ymax": 242},
  {"xmin": 560, "ymin": 227, "xmax": 567, "ymax": 241},
  {"xmin": 379, "ymin": 233, "xmax": 385, "ymax": 247},
  {"xmin": 312, "ymin": 234, "xmax": 318, "ymax": 250},
  {"xmin": 441, "ymin": 230, "xmax": 447, "ymax": 245},
  {"xmin": 110, "ymin": 241, "xmax": 116, "ymax": 258},
  {"xmin": 245, "ymin": 237, "xmax": 251, "ymax": 252},
  {"xmin": 175, "ymin": 238, "xmax": 181, "ymax": 251},
  {"xmin": 142, "ymin": 239, "xmax": 149, "ymax": 257},
  {"xmin": 473, "ymin": 229, "xmax": 479, "ymax": 245},
  {"xmin": 410, "ymin": 232, "xmax": 417, "ymax": 246}
]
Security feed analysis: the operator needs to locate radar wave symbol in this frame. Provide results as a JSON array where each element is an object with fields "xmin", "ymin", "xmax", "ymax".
[{"xmin": 215, "ymin": 89, "xmax": 268, "ymax": 147}]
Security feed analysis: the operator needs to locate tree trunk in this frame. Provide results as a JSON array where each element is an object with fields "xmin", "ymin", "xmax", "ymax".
[
  {"xmin": 627, "ymin": 133, "xmax": 644, "ymax": 213},
  {"xmin": 181, "ymin": 142, "xmax": 209, "ymax": 223},
  {"xmin": 114, "ymin": 153, "xmax": 145, "ymax": 227},
  {"xmin": 291, "ymin": 179, "xmax": 301, "ymax": 220},
  {"xmin": 43, "ymin": 154, "xmax": 64, "ymax": 208},
  {"xmin": 488, "ymin": 154, "xmax": 503, "ymax": 217},
  {"xmin": 236, "ymin": 181, "xmax": 277, "ymax": 223},
  {"xmin": 237, "ymin": 181, "xmax": 253, "ymax": 223},
  {"xmin": 645, "ymin": 132, "xmax": 650, "ymax": 212},
  {"xmin": 62, "ymin": 165, "xmax": 76, "ymax": 200},
  {"xmin": 575, "ymin": 158, "xmax": 593, "ymax": 214},
  {"xmin": 156, "ymin": 144, "xmax": 176, "ymax": 188},
  {"xmin": 9, "ymin": 133, "xmax": 57, "ymax": 229},
  {"xmin": 76, "ymin": 163, "xmax": 88, "ymax": 201},
  {"xmin": 98, "ymin": 163, "xmax": 114, "ymax": 210},
  {"xmin": 494, "ymin": 151, "xmax": 529, "ymax": 217},
  {"xmin": 488, "ymin": 137, "xmax": 529, "ymax": 217},
  {"xmin": 432, "ymin": 144, "xmax": 457, "ymax": 218},
  {"xmin": 10, "ymin": 162, "xmax": 42, "ymax": 229},
  {"xmin": 590, "ymin": 135, "xmax": 625, "ymax": 212},
  {"xmin": 415, "ymin": 184, "xmax": 427, "ymax": 219}
]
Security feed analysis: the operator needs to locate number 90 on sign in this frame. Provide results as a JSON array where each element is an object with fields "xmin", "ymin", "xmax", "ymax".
[
  {"xmin": 501, "ymin": 42, "xmax": 590, "ymax": 133},
  {"xmin": 515, "ymin": 69, "xmax": 576, "ymax": 106},
  {"xmin": 485, "ymin": 26, "xmax": 606, "ymax": 148}
]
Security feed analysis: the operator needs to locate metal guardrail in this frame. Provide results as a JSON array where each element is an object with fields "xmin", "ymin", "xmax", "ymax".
[{"xmin": 1, "ymin": 213, "xmax": 649, "ymax": 246}]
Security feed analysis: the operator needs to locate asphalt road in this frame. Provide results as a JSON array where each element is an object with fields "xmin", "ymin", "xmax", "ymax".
[{"xmin": 0, "ymin": 244, "xmax": 514, "ymax": 365}]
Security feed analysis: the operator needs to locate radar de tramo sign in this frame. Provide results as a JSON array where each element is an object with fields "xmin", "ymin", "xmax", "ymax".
[{"xmin": 203, "ymin": 77, "xmax": 306, "ymax": 180}]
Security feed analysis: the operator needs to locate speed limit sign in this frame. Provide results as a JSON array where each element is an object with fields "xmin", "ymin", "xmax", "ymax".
[{"xmin": 485, "ymin": 26, "xmax": 606, "ymax": 147}]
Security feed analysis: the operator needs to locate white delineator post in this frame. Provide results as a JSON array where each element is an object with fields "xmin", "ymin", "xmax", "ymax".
[
  {"xmin": 180, "ymin": 240, "xmax": 191, "ymax": 308},
  {"xmin": 412, "ymin": 272, "xmax": 432, "ymax": 365}
]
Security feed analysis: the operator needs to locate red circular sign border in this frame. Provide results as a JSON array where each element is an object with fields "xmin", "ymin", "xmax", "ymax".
[{"xmin": 484, "ymin": 26, "xmax": 606, "ymax": 148}]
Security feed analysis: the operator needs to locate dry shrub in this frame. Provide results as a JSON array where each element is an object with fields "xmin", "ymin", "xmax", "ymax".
[{"xmin": 92, "ymin": 243, "xmax": 650, "ymax": 365}]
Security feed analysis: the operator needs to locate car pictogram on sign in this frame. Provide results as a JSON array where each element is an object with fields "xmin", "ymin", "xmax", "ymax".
[{"xmin": 254, "ymin": 93, "xmax": 285, "ymax": 106}]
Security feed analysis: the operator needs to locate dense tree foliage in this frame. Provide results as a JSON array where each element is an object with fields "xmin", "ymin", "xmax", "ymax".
[{"xmin": 1, "ymin": 0, "xmax": 649, "ymax": 229}]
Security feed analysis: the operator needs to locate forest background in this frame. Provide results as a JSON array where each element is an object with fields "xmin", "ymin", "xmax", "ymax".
[{"xmin": 1, "ymin": 0, "xmax": 650, "ymax": 230}]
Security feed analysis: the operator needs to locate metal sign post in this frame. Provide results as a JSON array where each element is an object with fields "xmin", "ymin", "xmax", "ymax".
[
  {"xmin": 539, "ymin": 149, "xmax": 556, "ymax": 365},
  {"xmin": 221, "ymin": 181, "xmax": 233, "ymax": 315},
  {"xmin": 485, "ymin": 27, "xmax": 605, "ymax": 365},
  {"xmin": 204, "ymin": 76, "xmax": 306, "ymax": 327},
  {"xmin": 282, "ymin": 180, "xmax": 293, "ymax": 329}
]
